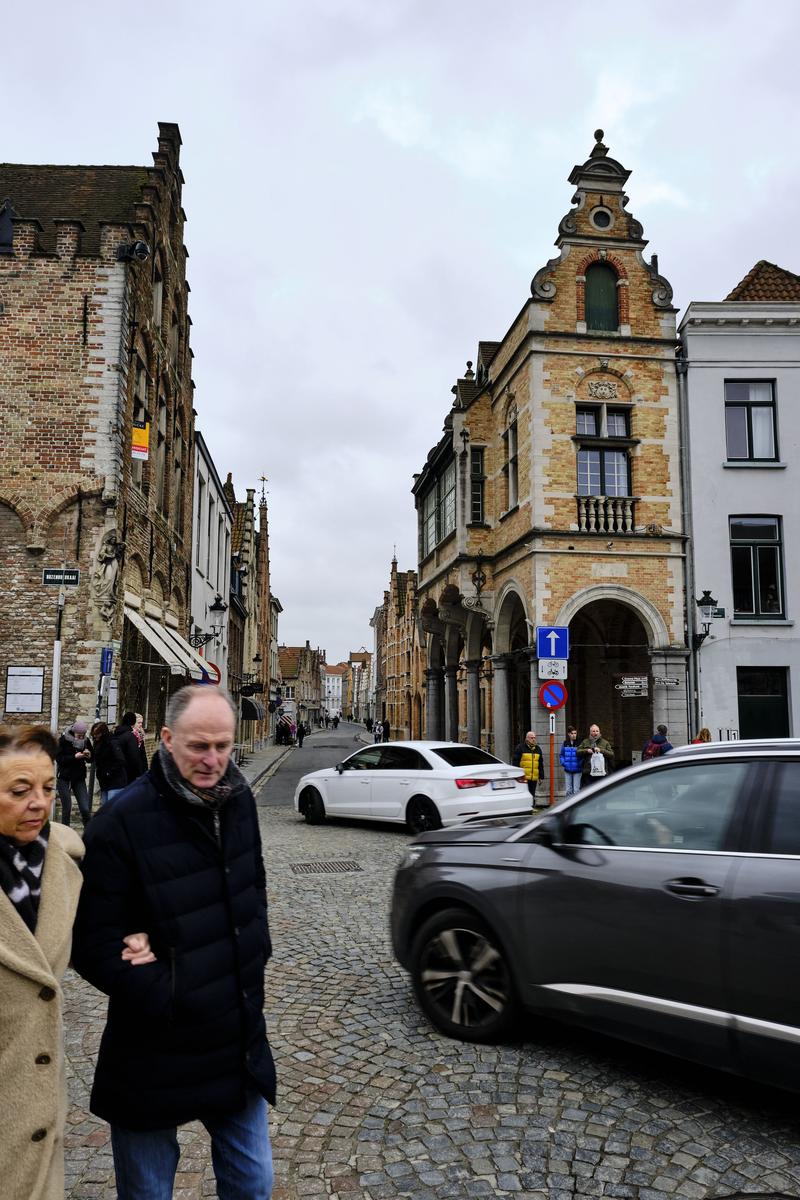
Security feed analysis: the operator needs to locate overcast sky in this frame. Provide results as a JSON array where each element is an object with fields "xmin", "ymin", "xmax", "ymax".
[{"xmin": 6, "ymin": 0, "xmax": 800, "ymax": 662}]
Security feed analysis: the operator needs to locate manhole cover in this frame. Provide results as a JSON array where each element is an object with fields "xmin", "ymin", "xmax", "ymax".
[{"xmin": 290, "ymin": 860, "xmax": 363, "ymax": 875}]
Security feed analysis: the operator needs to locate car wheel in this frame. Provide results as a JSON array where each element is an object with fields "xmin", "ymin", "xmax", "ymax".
[
  {"xmin": 406, "ymin": 796, "xmax": 441, "ymax": 835},
  {"xmin": 302, "ymin": 787, "xmax": 325, "ymax": 825},
  {"xmin": 410, "ymin": 907, "xmax": 518, "ymax": 1042}
]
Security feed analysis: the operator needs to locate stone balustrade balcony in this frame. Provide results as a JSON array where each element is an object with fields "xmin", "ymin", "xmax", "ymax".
[{"xmin": 576, "ymin": 494, "xmax": 637, "ymax": 534}]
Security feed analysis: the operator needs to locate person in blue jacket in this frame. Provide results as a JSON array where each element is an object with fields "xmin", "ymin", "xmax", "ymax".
[{"xmin": 560, "ymin": 725, "xmax": 582, "ymax": 796}]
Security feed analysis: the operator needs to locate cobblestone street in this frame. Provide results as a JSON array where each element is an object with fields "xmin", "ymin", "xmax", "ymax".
[{"xmin": 63, "ymin": 741, "xmax": 800, "ymax": 1199}]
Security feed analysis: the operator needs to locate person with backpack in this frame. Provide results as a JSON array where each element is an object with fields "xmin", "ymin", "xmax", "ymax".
[
  {"xmin": 642, "ymin": 724, "xmax": 673, "ymax": 761},
  {"xmin": 577, "ymin": 724, "xmax": 614, "ymax": 788},
  {"xmin": 559, "ymin": 726, "xmax": 582, "ymax": 796}
]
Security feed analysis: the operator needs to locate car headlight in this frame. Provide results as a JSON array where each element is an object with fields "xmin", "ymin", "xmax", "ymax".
[{"xmin": 399, "ymin": 847, "xmax": 424, "ymax": 870}]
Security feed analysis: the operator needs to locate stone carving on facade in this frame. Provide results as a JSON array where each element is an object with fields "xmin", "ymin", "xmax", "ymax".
[
  {"xmin": 530, "ymin": 255, "xmax": 560, "ymax": 300},
  {"xmin": 644, "ymin": 252, "xmax": 675, "ymax": 309},
  {"xmin": 587, "ymin": 380, "xmax": 618, "ymax": 400},
  {"xmin": 92, "ymin": 529, "xmax": 125, "ymax": 623}
]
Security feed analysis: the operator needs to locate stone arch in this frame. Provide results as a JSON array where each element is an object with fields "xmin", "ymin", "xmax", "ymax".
[
  {"xmin": 464, "ymin": 611, "xmax": 487, "ymax": 662},
  {"xmin": 493, "ymin": 582, "xmax": 530, "ymax": 654},
  {"xmin": 150, "ymin": 571, "xmax": 167, "ymax": 606},
  {"xmin": 554, "ymin": 584, "xmax": 670, "ymax": 650},
  {"xmin": 576, "ymin": 251, "xmax": 629, "ymax": 326},
  {"xmin": 125, "ymin": 554, "xmax": 146, "ymax": 596},
  {"xmin": 0, "ymin": 494, "xmax": 34, "ymax": 537},
  {"xmin": 169, "ymin": 586, "xmax": 185, "ymax": 620}
]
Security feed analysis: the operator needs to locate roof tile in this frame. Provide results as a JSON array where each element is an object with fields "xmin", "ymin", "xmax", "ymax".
[{"xmin": 726, "ymin": 260, "xmax": 800, "ymax": 302}]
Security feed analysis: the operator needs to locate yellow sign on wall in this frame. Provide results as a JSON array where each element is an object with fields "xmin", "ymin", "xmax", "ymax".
[{"xmin": 132, "ymin": 421, "xmax": 150, "ymax": 461}]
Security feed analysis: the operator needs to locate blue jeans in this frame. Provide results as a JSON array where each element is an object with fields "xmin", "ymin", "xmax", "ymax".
[
  {"xmin": 564, "ymin": 772, "xmax": 581, "ymax": 796},
  {"xmin": 110, "ymin": 1092, "xmax": 272, "ymax": 1199},
  {"xmin": 57, "ymin": 777, "xmax": 91, "ymax": 826}
]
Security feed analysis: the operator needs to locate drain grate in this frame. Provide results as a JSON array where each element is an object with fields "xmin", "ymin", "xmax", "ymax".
[{"xmin": 290, "ymin": 860, "xmax": 363, "ymax": 875}]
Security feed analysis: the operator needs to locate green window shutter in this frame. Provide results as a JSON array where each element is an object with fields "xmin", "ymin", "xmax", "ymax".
[{"xmin": 585, "ymin": 263, "xmax": 619, "ymax": 331}]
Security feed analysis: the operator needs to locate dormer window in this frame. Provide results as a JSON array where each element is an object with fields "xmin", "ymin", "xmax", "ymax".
[{"xmin": 585, "ymin": 262, "xmax": 619, "ymax": 331}]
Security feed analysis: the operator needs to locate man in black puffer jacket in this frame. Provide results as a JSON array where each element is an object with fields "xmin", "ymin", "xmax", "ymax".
[{"xmin": 72, "ymin": 686, "xmax": 275, "ymax": 1199}]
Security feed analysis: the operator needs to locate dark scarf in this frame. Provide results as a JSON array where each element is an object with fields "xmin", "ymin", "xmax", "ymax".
[
  {"xmin": 156, "ymin": 744, "xmax": 248, "ymax": 813},
  {"xmin": 0, "ymin": 822, "xmax": 50, "ymax": 934}
]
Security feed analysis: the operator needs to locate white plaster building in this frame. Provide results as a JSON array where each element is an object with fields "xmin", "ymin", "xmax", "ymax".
[
  {"xmin": 324, "ymin": 664, "xmax": 345, "ymax": 717},
  {"xmin": 680, "ymin": 261, "xmax": 800, "ymax": 738},
  {"xmin": 190, "ymin": 431, "xmax": 232, "ymax": 686}
]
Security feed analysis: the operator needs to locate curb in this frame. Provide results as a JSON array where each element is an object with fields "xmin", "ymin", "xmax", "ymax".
[{"xmin": 249, "ymin": 745, "xmax": 294, "ymax": 791}]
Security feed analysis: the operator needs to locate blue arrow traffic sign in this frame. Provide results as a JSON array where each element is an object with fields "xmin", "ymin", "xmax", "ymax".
[{"xmin": 536, "ymin": 625, "xmax": 569, "ymax": 660}]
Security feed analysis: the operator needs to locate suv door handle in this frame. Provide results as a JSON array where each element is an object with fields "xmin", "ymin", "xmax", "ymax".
[{"xmin": 665, "ymin": 877, "xmax": 720, "ymax": 898}]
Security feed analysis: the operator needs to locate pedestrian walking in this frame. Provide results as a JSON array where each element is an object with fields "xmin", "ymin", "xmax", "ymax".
[
  {"xmin": 72, "ymin": 686, "xmax": 275, "ymax": 1200},
  {"xmin": 55, "ymin": 718, "xmax": 93, "ymax": 827},
  {"xmin": 577, "ymin": 723, "xmax": 614, "ymax": 788},
  {"xmin": 0, "ymin": 723, "xmax": 86, "ymax": 1199},
  {"xmin": 382, "ymin": 719, "xmax": 391, "ymax": 743},
  {"xmin": 113, "ymin": 712, "xmax": 146, "ymax": 785},
  {"xmin": 559, "ymin": 725, "xmax": 582, "ymax": 796},
  {"xmin": 297, "ymin": 721, "xmax": 306, "ymax": 748},
  {"xmin": 365, "ymin": 717, "xmax": 373, "ymax": 734},
  {"xmin": 512, "ymin": 731, "xmax": 545, "ymax": 805},
  {"xmin": 90, "ymin": 722, "xmax": 127, "ymax": 805},
  {"xmin": 692, "ymin": 727, "xmax": 712, "ymax": 744},
  {"xmin": 373, "ymin": 721, "xmax": 383, "ymax": 744},
  {"xmin": 642, "ymin": 723, "xmax": 673, "ymax": 760},
  {"xmin": 133, "ymin": 712, "xmax": 149, "ymax": 775}
]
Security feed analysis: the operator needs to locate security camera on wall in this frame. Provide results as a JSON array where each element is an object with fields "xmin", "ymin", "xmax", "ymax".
[{"xmin": 117, "ymin": 241, "xmax": 151, "ymax": 262}]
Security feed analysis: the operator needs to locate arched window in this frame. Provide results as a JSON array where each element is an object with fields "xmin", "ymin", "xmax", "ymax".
[
  {"xmin": 151, "ymin": 255, "xmax": 164, "ymax": 330},
  {"xmin": 585, "ymin": 263, "xmax": 619, "ymax": 331}
]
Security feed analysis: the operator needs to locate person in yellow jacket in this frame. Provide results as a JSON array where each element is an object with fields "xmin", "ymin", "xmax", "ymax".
[{"xmin": 511, "ymin": 731, "xmax": 545, "ymax": 804}]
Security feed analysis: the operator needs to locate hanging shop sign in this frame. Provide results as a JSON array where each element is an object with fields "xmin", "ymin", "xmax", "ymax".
[{"xmin": 132, "ymin": 421, "xmax": 150, "ymax": 461}]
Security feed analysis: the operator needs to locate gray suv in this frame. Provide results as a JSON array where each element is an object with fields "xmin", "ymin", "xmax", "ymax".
[{"xmin": 391, "ymin": 739, "xmax": 800, "ymax": 1091}]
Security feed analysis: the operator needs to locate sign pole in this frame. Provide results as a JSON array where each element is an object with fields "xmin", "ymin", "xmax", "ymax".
[
  {"xmin": 549, "ymin": 711, "xmax": 556, "ymax": 806},
  {"xmin": 49, "ymin": 588, "xmax": 65, "ymax": 735}
]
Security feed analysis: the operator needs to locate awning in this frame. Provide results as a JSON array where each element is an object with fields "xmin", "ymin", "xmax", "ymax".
[
  {"xmin": 124, "ymin": 607, "xmax": 203, "ymax": 680},
  {"xmin": 241, "ymin": 697, "xmax": 266, "ymax": 721},
  {"xmin": 152, "ymin": 620, "xmax": 212, "ymax": 680}
]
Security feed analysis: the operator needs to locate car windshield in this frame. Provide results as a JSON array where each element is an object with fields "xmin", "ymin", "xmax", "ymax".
[{"xmin": 431, "ymin": 747, "xmax": 501, "ymax": 767}]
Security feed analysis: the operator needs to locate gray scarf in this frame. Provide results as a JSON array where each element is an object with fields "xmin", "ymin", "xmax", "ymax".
[{"xmin": 156, "ymin": 743, "xmax": 248, "ymax": 812}]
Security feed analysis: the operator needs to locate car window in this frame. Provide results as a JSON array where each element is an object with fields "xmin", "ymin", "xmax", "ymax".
[
  {"xmin": 344, "ymin": 747, "xmax": 383, "ymax": 771},
  {"xmin": 378, "ymin": 747, "xmax": 431, "ymax": 771},
  {"xmin": 561, "ymin": 761, "xmax": 749, "ymax": 851},
  {"xmin": 767, "ymin": 761, "xmax": 800, "ymax": 854},
  {"xmin": 432, "ymin": 747, "xmax": 501, "ymax": 767}
]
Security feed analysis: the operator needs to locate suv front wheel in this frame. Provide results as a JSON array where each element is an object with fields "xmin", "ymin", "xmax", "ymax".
[{"xmin": 409, "ymin": 907, "xmax": 518, "ymax": 1042}]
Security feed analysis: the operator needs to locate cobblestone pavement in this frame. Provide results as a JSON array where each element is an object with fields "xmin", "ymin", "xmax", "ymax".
[{"xmin": 64, "ymin": 794, "xmax": 800, "ymax": 1198}]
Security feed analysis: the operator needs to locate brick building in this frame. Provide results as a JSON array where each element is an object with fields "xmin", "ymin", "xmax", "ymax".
[
  {"xmin": 278, "ymin": 642, "xmax": 323, "ymax": 726},
  {"xmin": 412, "ymin": 131, "xmax": 688, "ymax": 769},
  {"xmin": 377, "ymin": 558, "xmax": 424, "ymax": 739},
  {"xmin": 0, "ymin": 123, "xmax": 205, "ymax": 738}
]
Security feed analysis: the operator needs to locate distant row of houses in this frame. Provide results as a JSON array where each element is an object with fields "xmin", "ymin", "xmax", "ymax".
[{"xmin": 367, "ymin": 131, "xmax": 800, "ymax": 767}]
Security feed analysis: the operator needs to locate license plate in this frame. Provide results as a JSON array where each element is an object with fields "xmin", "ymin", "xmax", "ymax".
[{"xmin": 491, "ymin": 779, "xmax": 515, "ymax": 790}]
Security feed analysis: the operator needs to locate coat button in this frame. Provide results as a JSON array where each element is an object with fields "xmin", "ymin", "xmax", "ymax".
[
  {"xmin": 35, "ymin": 1054, "xmax": 51, "ymax": 1065},
  {"xmin": 31, "ymin": 1129, "xmax": 47, "ymax": 1142},
  {"xmin": 38, "ymin": 987, "xmax": 56, "ymax": 1001}
]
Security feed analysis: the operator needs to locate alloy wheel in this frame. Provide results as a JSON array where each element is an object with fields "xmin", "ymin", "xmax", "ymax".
[{"xmin": 420, "ymin": 925, "xmax": 510, "ymax": 1030}]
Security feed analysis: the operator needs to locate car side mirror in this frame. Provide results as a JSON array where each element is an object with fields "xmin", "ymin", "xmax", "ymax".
[
  {"xmin": 335, "ymin": 762, "xmax": 345, "ymax": 774},
  {"xmin": 528, "ymin": 814, "xmax": 562, "ymax": 847}
]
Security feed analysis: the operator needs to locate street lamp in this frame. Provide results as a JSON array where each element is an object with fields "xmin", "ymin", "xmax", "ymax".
[
  {"xmin": 189, "ymin": 594, "xmax": 228, "ymax": 648},
  {"xmin": 692, "ymin": 590, "xmax": 718, "ymax": 649}
]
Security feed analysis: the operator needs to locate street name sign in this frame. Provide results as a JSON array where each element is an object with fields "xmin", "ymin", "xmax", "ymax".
[
  {"xmin": 614, "ymin": 673, "xmax": 649, "ymax": 698},
  {"xmin": 536, "ymin": 625, "xmax": 569, "ymax": 660},
  {"xmin": 538, "ymin": 658, "xmax": 567, "ymax": 680},
  {"xmin": 538, "ymin": 680, "xmax": 568, "ymax": 710},
  {"xmin": 42, "ymin": 568, "xmax": 80, "ymax": 587}
]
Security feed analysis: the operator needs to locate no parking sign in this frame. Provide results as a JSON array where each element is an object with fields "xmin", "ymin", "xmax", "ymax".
[{"xmin": 538, "ymin": 680, "xmax": 568, "ymax": 710}]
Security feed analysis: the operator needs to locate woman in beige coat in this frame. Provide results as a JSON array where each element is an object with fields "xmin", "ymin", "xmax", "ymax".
[{"xmin": 0, "ymin": 725, "xmax": 156, "ymax": 1199}]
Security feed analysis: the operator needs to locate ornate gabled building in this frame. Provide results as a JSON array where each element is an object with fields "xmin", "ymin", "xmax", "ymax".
[
  {"xmin": 380, "ymin": 558, "xmax": 424, "ymax": 739},
  {"xmin": 412, "ymin": 131, "xmax": 688, "ymax": 768},
  {"xmin": 0, "ymin": 123, "xmax": 204, "ymax": 737}
]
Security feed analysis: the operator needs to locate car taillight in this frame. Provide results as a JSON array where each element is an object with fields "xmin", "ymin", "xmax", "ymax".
[
  {"xmin": 514, "ymin": 773, "xmax": 527, "ymax": 783},
  {"xmin": 455, "ymin": 777, "xmax": 490, "ymax": 789}
]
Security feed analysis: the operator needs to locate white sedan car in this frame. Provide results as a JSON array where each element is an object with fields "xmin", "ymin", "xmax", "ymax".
[{"xmin": 293, "ymin": 741, "xmax": 531, "ymax": 834}]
